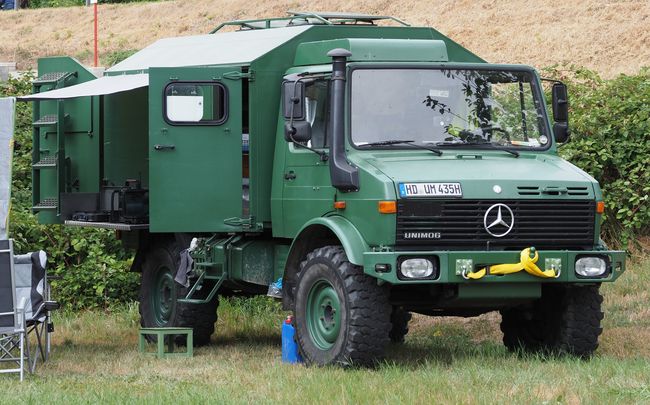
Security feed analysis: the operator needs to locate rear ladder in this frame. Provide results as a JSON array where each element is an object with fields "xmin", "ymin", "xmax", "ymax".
[{"xmin": 31, "ymin": 72, "xmax": 76, "ymax": 216}]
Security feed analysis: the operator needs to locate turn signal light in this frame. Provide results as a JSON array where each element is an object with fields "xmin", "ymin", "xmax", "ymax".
[
  {"xmin": 333, "ymin": 201, "xmax": 346, "ymax": 210},
  {"xmin": 596, "ymin": 201, "xmax": 605, "ymax": 214},
  {"xmin": 378, "ymin": 201, "xmax": 397, "ymax": 214}
]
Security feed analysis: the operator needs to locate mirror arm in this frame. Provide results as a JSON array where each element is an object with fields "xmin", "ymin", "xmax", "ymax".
[{"xmin": 540, "ymin": 77, "xmax": 564, "ymax": 84}]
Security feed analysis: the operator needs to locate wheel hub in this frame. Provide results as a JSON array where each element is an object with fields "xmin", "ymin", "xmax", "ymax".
[
  {"xmin": 306, "ymin": 278, "xmax": 342, "ymax": 350},
  {"xmin": 152, "ymin": 266, "xmax": 176, "ymax": 325}
]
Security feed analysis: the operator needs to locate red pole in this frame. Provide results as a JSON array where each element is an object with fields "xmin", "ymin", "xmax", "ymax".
[{"xmin": 93, "ymin": 3, "xmax": 98, "ymax": 67}]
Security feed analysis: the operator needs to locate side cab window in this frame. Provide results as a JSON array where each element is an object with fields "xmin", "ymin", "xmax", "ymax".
[{"xmin": 305, "ymin": 80, "xmax": 330, "ymax": 149}]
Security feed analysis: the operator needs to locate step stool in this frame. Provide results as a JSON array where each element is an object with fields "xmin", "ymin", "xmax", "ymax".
[{"xmin": 138, "ymin": 327, "xmax": 193, "ymax": 358}]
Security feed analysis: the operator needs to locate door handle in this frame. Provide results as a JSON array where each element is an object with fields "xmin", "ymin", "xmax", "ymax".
[
  {"xmin": 154, "ymin": 144, "xmax": 175, "ymax": 151},
  {"xmin": 284, "ymin": 171, "xmax": 296, "ymax": 180}
]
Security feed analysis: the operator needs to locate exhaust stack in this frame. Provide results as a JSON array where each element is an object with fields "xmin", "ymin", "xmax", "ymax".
[{"xmin": 327, "ymin": 48, "xmax": 359, "ymax": 192}]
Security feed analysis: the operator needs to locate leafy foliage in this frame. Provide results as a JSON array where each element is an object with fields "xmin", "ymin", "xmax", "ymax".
[
  {"xmin": 543, "ymin": 66, "xmax": 650, "ymax": 245},
  {"xmin": 1, "ymin": 74, "xmax": 139, "ymax": 309},
  {"xmin": 101, "ymin": 49, "xmax": 137, "ymax": 67}
]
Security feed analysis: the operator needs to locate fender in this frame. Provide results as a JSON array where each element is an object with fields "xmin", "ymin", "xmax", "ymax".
[
  {"xmin": 290, "ymin": 216, "xmax": 369, "ymax": 265},
  {"xmin": 281, "ymin": 216, "xmax": 369, "ymax": 310}
]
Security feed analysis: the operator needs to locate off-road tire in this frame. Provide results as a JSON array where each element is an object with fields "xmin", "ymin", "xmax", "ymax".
[
  {"xmin": 389, "ymin": 306, "xmax": 412, "ymax": 343},
  {"xmin": 294, "ymin": 246, "xmax": 391, "ymax": 367},
  {"xmin": 139, "ymin": 238, "xmax": 219, "ymax": 346},
  {"xmin": 500, "ymin": 285, "xmax": 603, "ymax": 357}
]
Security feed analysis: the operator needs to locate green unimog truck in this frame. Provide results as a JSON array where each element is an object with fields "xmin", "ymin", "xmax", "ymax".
[{"xmin": 20, "ymin": 11, "xmax": 626, "ymax": 366}]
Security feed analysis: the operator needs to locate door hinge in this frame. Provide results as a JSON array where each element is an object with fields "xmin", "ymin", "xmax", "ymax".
[{"xmin": 223, "ymin": 70, "xmax": 255, "ymax": 81}]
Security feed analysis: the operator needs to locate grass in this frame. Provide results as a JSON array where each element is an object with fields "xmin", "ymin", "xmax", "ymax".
[{"xmin": 2, "ymin": 256, "xmax": 650, "ymax": 404}]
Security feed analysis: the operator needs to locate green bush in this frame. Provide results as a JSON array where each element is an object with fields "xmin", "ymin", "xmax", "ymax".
[
  {"xmin": 543, "ymin": 67, "xmax": 650, "ymax": 245},
  {"xmin": 101, "ymin": 49, "xmax": 137, "ymax": 67}
]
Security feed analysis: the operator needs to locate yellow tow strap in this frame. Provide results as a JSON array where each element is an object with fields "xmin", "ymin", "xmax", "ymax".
[{"xmin": 465, "ymin": 247, "xmax": 558, "ymax": 280}]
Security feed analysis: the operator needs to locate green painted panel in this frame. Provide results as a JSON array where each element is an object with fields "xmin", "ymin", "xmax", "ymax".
[
  {"xmin": 229, "ymin": 240, "xmax": 275, "ymax": 286},
  {"xmin": 148, "ymin": 66, "xmax": 243, "ymax": 232},
  {"xmin": 281, "ymin": 145, "xmax": 335, "ymax": 236},
  {"xmin": 103, "ymin": 87, "xmax": 149, "ymax": 187}
]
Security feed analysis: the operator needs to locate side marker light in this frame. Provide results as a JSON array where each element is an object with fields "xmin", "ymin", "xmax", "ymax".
[{"xmin": 378, "ymin": 201, "xmax": 397, "ymax": 214}]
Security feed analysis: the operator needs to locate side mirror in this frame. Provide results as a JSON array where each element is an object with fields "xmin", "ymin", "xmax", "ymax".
[
  {"xmin": 553, "ymin": 122, "xmax": 569, "ymax": 143},
  {"xmin": 552, "ymin": 82, "xmax": 568, "ymax": 122},
  {"xmin": 282, "ymin": 81, "xmax": 305, "ymax": 120},
  {"xmin": 282, "ymin": 80, "xmax": 312, "ymax": 143},
  {"xmin": 551, "ymin": 82, "xmax": 570, "ymax": 142},
  {"xmin": 284, "ymin": 121, "xmax": 312, "ymax": 143}
]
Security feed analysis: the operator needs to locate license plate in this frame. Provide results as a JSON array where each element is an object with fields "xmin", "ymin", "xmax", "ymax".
[{"xmin": 399, "ymin": 182, "xmax": 463, "ymax": 197}]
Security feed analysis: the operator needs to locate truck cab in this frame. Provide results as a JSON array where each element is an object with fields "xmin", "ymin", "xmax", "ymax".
[{"xmin": 21, "ymin": 12, "xmax": 625, "ymax": 366}]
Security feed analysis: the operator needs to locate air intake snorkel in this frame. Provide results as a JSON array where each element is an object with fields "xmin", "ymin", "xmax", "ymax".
[{"xmin": 327, "ymin": 48, "xmax": 359, "ymax": 192}]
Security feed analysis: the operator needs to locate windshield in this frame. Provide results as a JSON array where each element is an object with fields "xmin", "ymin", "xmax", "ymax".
[{"xmin": 350, "ymin": 68, "xmax": 550, "ymax": 149}]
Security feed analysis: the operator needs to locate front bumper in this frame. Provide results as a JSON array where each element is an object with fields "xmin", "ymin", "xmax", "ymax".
[{"xmin": 363, "ymin": 249, "xmax": 626, "ymax": 284}]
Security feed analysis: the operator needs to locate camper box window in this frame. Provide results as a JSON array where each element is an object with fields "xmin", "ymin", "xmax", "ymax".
[{"xmin": 164, "ymin": 82, "xmax": 228, "ymax": 125}]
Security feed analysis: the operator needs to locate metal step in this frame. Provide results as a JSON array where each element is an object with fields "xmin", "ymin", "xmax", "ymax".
[
  {"xmin": 33, "ymin": 71, "xmax": 75, "ymax": 86},
  {"xmin": 64, "ymin": 220, "xmax": 149, "ymax": 231},
  {"xmin": 33, "ymin": 115, "xmax": 58, "ymax": 127},
  {"xmin": 33, "ymin": 155, "xmax": 57, "ymax": 168},
  {"xmin": 32, "ymin": 198, "xmax": 58, "ymax": 211}
]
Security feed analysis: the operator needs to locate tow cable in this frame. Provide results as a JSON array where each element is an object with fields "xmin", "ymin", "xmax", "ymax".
[{"xmin": 463, "ymin": 247, "xmax": 560, "ymax": 280}]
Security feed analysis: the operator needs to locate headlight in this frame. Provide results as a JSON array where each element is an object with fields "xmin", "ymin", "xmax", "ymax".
[
  {"xmin": 400, "ymin": 258, "xmax": 434, "ymax": 279},
  {"xmin": 575, "ymin": 256, "xmax": 608, "ymax": 277}
]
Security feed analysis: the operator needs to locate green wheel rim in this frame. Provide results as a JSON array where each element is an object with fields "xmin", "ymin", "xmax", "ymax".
[
  {"xmin": 152, "ymin": 265, "xmax": 176, "ymax": 325},
  {"xmin": 306, "ymin": 275, "xmax": 342, "ymax": 351}
]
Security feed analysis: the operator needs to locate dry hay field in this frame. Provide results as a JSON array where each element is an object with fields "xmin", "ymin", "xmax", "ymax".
[{"xmin": 0, "ymin": 0, "xmax": 649, "ymax": 76}]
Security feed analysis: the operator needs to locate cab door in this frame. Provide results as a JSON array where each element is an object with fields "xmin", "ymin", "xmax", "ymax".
[
  {"xmin": 281, "ymin": 79, "xmax": 335, "ymax": 236},
  {"xmin": 149, "ymin": 67, "xmax": 243, "ymax": 232}
]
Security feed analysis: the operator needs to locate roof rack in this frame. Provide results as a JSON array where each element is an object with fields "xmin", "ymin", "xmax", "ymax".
[{"xmin": 210, "ymin": 11, "xmax": 410, "ymax": 33}]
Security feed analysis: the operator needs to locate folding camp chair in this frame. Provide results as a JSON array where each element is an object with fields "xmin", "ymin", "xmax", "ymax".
[{"xmin": 0, "ymin": 239, "xmax": 58, "ymax": 381}]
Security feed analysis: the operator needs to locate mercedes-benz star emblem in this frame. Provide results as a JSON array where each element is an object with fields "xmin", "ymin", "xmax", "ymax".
[{"xmin": 483, "ymin": 203, "xmax": 515, "ymax": 238}]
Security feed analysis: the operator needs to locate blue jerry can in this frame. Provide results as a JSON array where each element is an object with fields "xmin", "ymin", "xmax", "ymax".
[{"xmin": 281, "ymin": 315, "xmax": 302, "ymax": 363}]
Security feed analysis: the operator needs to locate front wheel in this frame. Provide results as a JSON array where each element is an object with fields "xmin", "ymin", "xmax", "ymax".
[{"xmin": 294, "ymin": 246, "xmax": 391, "ymax": 367}]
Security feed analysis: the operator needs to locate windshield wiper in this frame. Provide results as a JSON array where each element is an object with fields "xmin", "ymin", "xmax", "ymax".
[
  {"xmin": 435, "ymin": 141, "xmax": 519, "ymax": 157},
  {"xmin": 358, "ymin": 140, "xmax": 443, "ymax": 156}
]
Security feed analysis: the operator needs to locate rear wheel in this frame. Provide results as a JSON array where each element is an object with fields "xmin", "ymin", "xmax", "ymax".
[
  {"xmin": 389, "ymin": 306, "xmax": 412, "ymax": 343},
  {"xmin": 500, "ymin": 285, "xmax": 603, "ymax": 357},
  {"xmin": 139, "ymin": 238, "xmax": 219, "ymax": 346},
  {"xmin": 294, "ymin": 246, "xmax": 391, "ymax": 367}
]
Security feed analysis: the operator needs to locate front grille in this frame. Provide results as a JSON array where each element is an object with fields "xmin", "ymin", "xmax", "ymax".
[
  {"xmin": 517, "ymin": 186, "xmax": 540, "ymax": 195},
  {"xmin": 396, "ymin": 199, "xmax": 595, "ymax": 250},
  {"xmin": 567, "ymin": 187, "xmax": 589, "ymax": 196}
]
